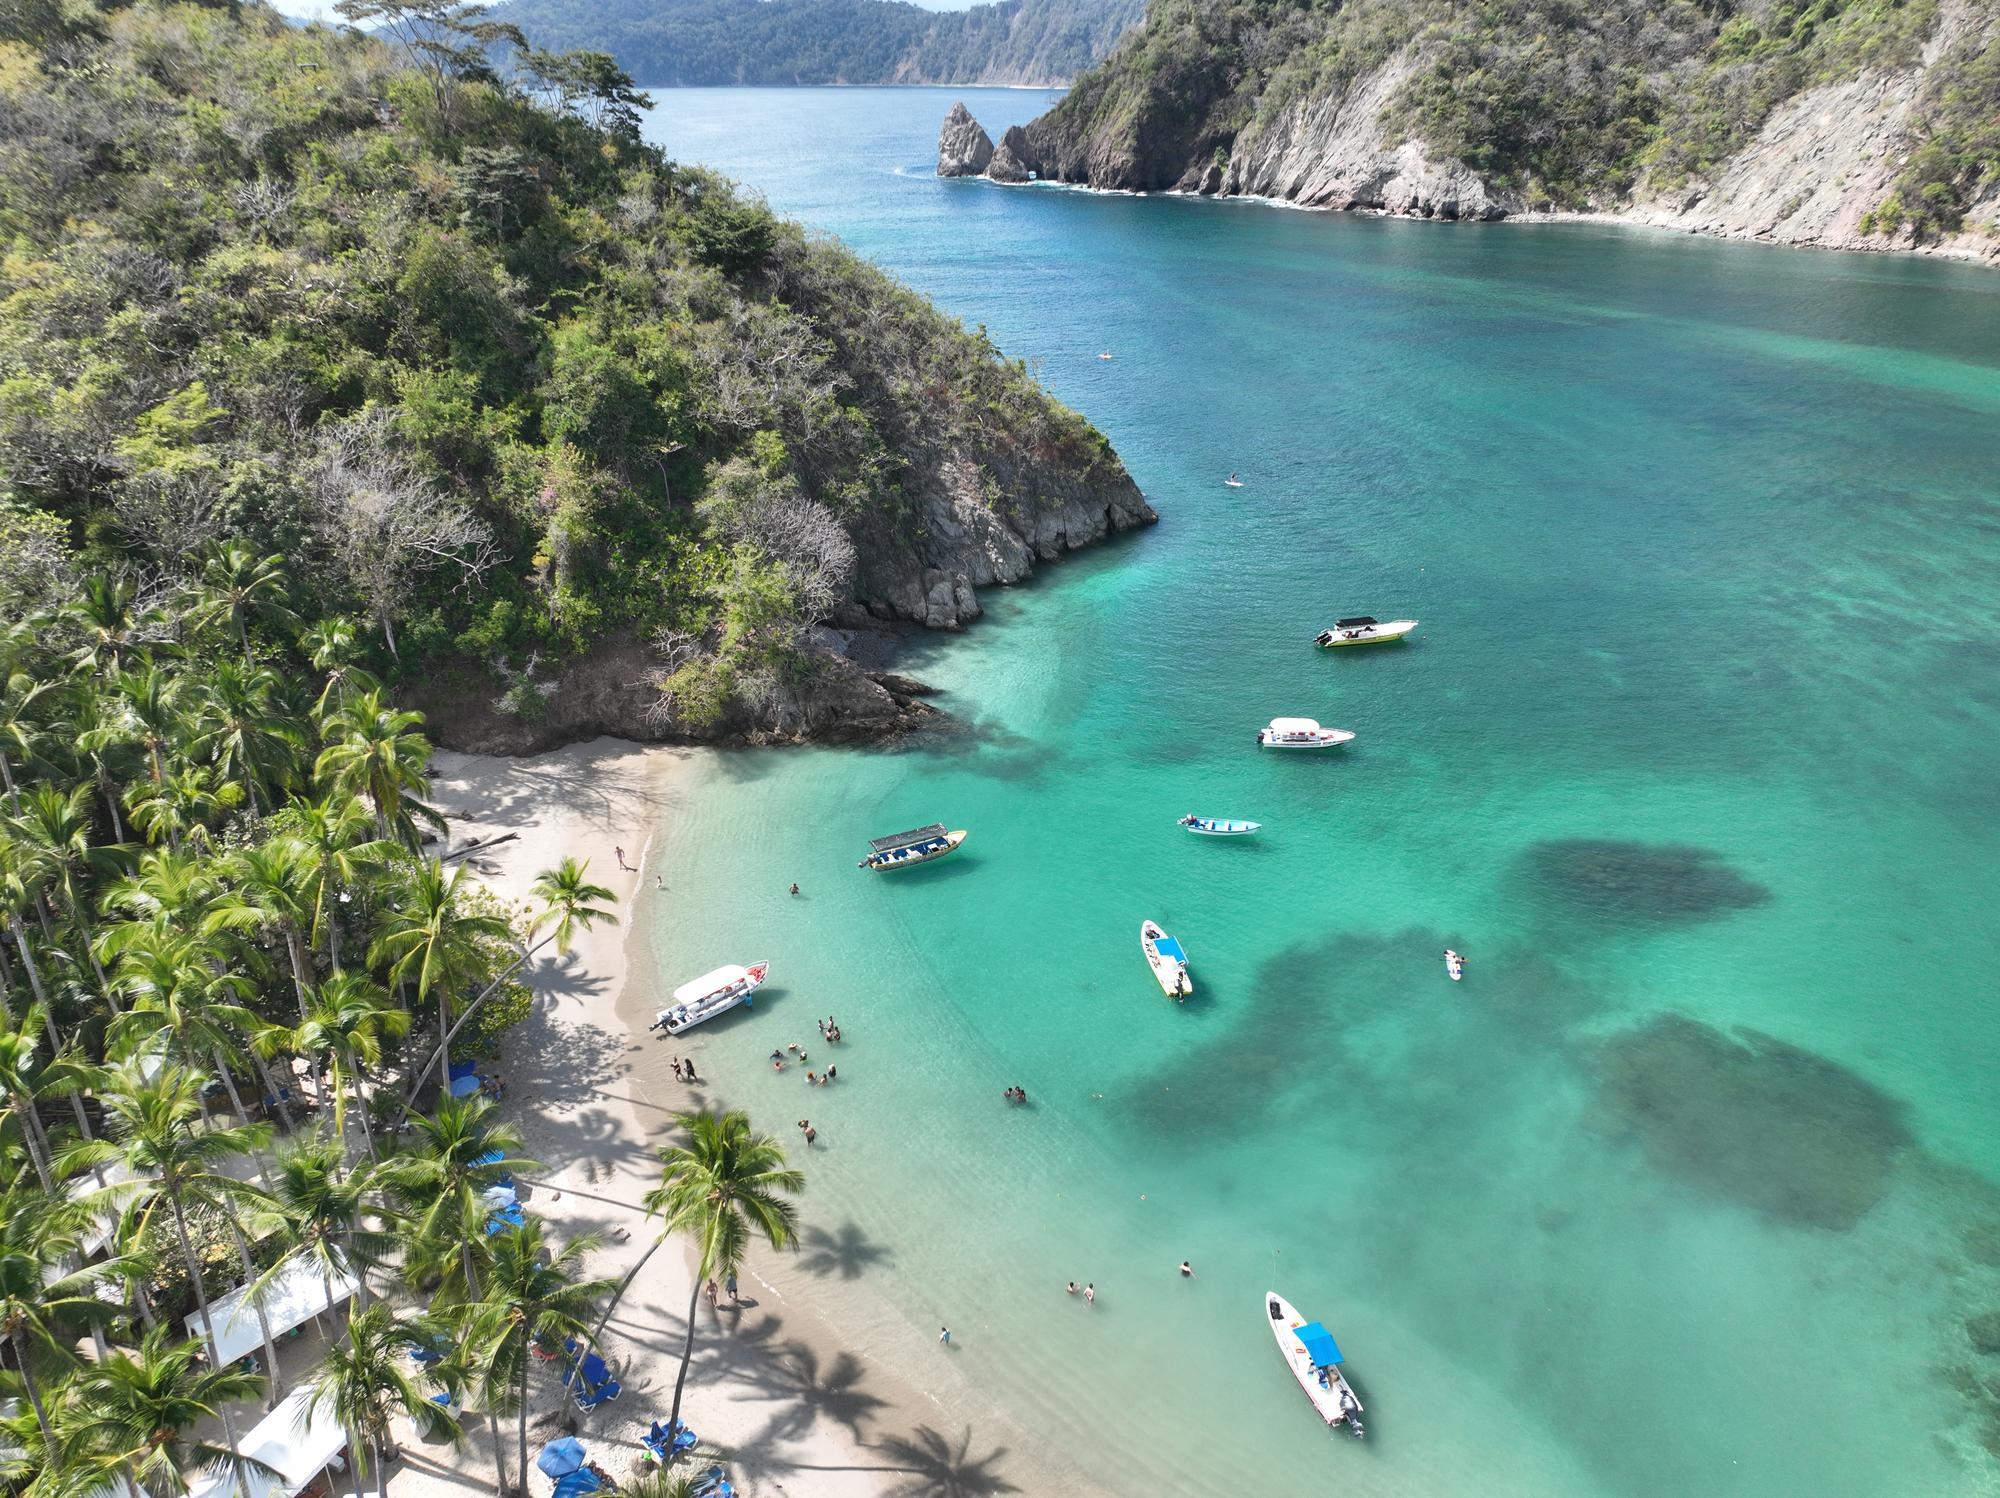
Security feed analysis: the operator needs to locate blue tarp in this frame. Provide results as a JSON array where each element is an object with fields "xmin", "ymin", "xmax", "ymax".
[
  {"xmin": 551, "ymin": 1469, "xmax": 601, "ymax": 1498},
  {"xmin": 1153, "ymin": 935, "xmax": 1186, "ymax": 962},
  {"xmin": 448, "ymin": 1060, "xmax": 478, "ymax": 1081},
  {"xmin": 1293, "ymin": 1321, "xmax": 1342, "ymax": 1368}
]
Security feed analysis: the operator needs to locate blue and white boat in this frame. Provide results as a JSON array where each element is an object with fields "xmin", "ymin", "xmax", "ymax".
[
  {"xmin": 858, "ymin": 823, "xmax": 967, "ymax": 871},
  {"xmin": 1179, "ymin": 815, "xmax": 1260, "ymax": 837},
  {"xmin": 1266, "ymin": 1292, "xmax": 1365, "ymax": 1438},
  {"xmin": 1140, "ymin": 919, "xmax": 1192, "ymax": 999}
]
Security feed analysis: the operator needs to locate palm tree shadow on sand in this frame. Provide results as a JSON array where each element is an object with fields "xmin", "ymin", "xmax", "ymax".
[{"xmin": 871, "ymin": 1425, "xmax": 1020, "ymax": 1497}]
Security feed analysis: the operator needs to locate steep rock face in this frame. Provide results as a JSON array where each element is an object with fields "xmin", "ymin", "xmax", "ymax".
[
  {"xmin": 938, "ymin": 101, "xmax": 996, "ymax": 176},
  {"xmin": 987, "ymin": 125, "xmax": 1038, "ymax": 182},
  {"xmin": 1224, "ymin": 49, "xmax": 1521, "ymax": 219},
  {"xmin": 846, "ymin": 448, "xmax": 1157, "ymax": 628}
]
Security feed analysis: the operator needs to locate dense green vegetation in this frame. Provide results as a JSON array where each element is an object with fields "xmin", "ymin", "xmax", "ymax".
[
  {"xmin": 0, "ymin": 540, "xmax": 801, "ymax": 1494},
  {"xmin": 0, "ymin": 0, "xmax": 1118, "ymax": 736},
  {"xmin": 491, "ymin": 0, "xmax": 1144, "ymax": 87},
  {"xmin": 1036, "ymin": 0, "xmax": 1995, "ymax": 236}
]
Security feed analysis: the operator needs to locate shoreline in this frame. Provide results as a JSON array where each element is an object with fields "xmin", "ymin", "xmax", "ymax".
[{"xmin": 425, "ymin": 738, "xmax": 990, "ymax": 1498}]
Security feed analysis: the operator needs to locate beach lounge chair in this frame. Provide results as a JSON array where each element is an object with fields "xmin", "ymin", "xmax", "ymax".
[
  {"xmin": 483, "ymin": 1203, "xmax": 527, "ymax": 1234},
  {"xmin": 572, "ymin": 1378, "xmax": 621, "ymax": 1412},
  {"xmin": 690, "ymin": 1468, "xmax": 733, "ymax": 1498},
  {"xmin": 641, "ymin": 1420, "xmax": 697, "ymax": 1463}
]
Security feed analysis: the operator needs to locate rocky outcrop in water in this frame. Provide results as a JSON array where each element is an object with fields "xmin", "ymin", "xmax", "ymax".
[{"xmin": 937, "ymin": 102, "xmax": 995, "ymax": 177}]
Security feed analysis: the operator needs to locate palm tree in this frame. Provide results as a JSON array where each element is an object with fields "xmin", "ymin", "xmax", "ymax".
[
  {"xmin": 0, "ymin": 1002, "xmax": 71, "ymax": 1190},
  {"xmin": 186, "ymin": 660, "xmax": 301, "ymax": 820},
  {"xmin": 53, "ymin": 1324, "xmax": 268, "ymax": 1498},
  {"xmin": 0, "ymin": 668, "xmax": 55, "ymax": 816},
  {"xmin": 368, "ymin": 860, "xmax": 508, "ymax": 1107},
  {"xmin": 387, "ymin": 1095, "xmax": 534, "ymax": 1303},
  {"xmin": 269, "ymin": 794, "xmax": 393, "ymax": 972},
  {"xmin": 314, "ymin": 690, "xmax": 442, "ymax": 848},
  {"xmin": 124, "ymin": 764, "xmax": 244, "ymax": 854},
  {"xmin": 67, "ymin": 1062, "xmax": 281, "ymax": 1408},
  {"xmin": 308, "ymin": 1303, "xmax": 459, "ymax": 1498},
  {"xmin": 629, "ymin": 1111, "xmax": 802, "ymax": 1442},
  {"xmin": 68, "ymin": 686, "xmax": 145, "ymax": 843},
  {"xmin": 114, "ymin": 665, "xmax": 188, "ymax": 790},
  {"xmin": 261, "ymin": 1139, "xmax": 399, "ymax": 1320},
  {"xmin": 105, "ymin": 927, "xmax": 267, "ymax": 1135},
  {"xmin": 465, "ymin": 1218, "xmax": 615, "ymax": 1493},
  {"xmin": 285, "ymin": 976, "xmax": 408, "ymax": 1159},
  {"xmin": 6, "ymin": 782, "xmax": 120, "ymax": 1004},
  {"xmin": 188, "ymin": 544, "xmax": 300, "ymax": 663},
  {"xmin": 206, "ymin": 838, "xmax": 320, "ymax": 1021},
  {"xmin": 0, "ymin": 1180, "xmax": 130, "ymax": 1446},
  {"xmin": 66, "ymin": 572, "xmax": 152, "ymax": 680},
  {"xmin": 398, "ymin": 857, "xmax": 616, "ymax": 1110},
  {"xmin": 300, "ymin": 618, "xmax": 382, "ymax": 718}
]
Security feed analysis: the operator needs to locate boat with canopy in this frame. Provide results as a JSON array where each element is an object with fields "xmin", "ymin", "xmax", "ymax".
[
  {"xmin": 1257, "ymin": 717, "xmax": 1355, "ymax": 749},
  {"xmin": 1266, "ymin": 1292, "xmax": 1365, "ymax": 1437},
  {"xmin": 1179, "ymin": 815, "xmax": 1260, "ymax": 837},
  {"xmin": 1315, "ymin": 616, "xmax": 1418, "ymax": 647},
  {"xmin": 858, "ymin": 823, "xmax": 967, "ymax": 871},
  {"xmin": 650, "ymin": 962, "xmax": 769, "ymax": 1036},
  {"xmin": 1141, "ymin": 919, "xmax": 1192, "ymax": 999}
]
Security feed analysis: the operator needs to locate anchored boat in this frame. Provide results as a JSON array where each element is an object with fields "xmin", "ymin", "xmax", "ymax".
[
  {"xmin": 1257, "ymin": 717, "xmax": 1355, "ymax": 749},
  {"xmin": 1266, "ymin": 1292, "xmax": 1365, "ymax": 1438},
  {"xmin": 1179, "ymin": 815, "xmax": 1260, "ymax": 837},
  {"xmin": 858, "ymin": 823, "xmax": 967, "ymax": 871},
  {"xmin": 1315, "ymin": 616, "xmax": 1417, "ymax": 648},
  {"xmin": 651, "ymin": 962, "xmax": 768, "ymax": 1037},
  {"xmin": 1140, "ymin": 919, "xmax": 1192, "ymax": 999}
]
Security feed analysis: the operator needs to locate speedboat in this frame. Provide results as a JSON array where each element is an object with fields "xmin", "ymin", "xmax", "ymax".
[
  {"xmin": 1315, "ymin": 616, "xmax": 1417, "ymax": 648},
  {"xmin": 1444, "ymin": 948, "xmax": 1464, "ymax": 982},
  {"xmin": 651, "ymin": 962, "xmax": 768, "ymax": 1037},
  {"xmin": 1266, "ymin": 1292, "xmax": 1365, "ymax": 1438},
  {"xmin": 1140, "ymin": 919, "xmax": 1192, "ymax": 999},
  {"xmin": 859, "ymin": 823, "xmax": 967, "ymax": 871},
  {"xmin": 1257, "ymin": 717, "xmax": 1355, "ymax": 749},
  {"xmin": 1179, "ymin": 815, "xmax": 1260, "ymax": 837}
]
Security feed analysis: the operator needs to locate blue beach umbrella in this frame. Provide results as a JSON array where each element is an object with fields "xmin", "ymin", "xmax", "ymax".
[{"xmin": 536, "ymin": 1438, "xmax": 587, "ymax": 1478}]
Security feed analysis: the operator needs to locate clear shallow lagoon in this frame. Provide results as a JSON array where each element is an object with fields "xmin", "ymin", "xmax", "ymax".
[{"xmin": 637, "ymin": 88, "xmax": 2000, "ymax": 1497}]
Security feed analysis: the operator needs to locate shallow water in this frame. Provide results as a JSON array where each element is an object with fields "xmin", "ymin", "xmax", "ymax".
[{"xmin": 636, "ymin": 87, "xmax": 2000, "ymax": 1496}]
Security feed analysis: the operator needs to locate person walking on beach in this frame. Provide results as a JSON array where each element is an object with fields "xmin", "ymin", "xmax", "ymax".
[
  {"xmin": 705, "ymin": 1279, "xmax": 719, "ymax": 1308},
  {"xmin": 670, "ymin": 1057, "xmax": 683, "ymax": 1082},
  {"xmin": 616, "ymin": 846, "xmax": 630, "ymax": 870},
  {"xmin": 939, "ymin": 1327, "xmax": 951, "ymax": 1346},
  {"xmin": 725, "ymin": 1272, "xmax": 738, "ymax": 1303},
  {"xmin": 683, "ymin": 1058, "xmax": 698, "ymax": 1082}
]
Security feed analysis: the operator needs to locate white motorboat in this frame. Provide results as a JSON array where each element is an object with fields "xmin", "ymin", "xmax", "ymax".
[
  {"xmin": 651, "ymin": 962, "xmax": 769, "ymax": 1037},
  {"xmin": 1179, "ymin": 815, "xmax": 1260, "ymax": 837},
  {"xmin": 1257, "ymin": 717, "xmax": 1355, "ymax": 749},
  {"xmin": 1140, "ymin": 919, "xmax": 1192, "ymax": 999},
  {"xmin": 859, "ymin": 823, "xmax": 967, "ymax": 871},
  {"xmin": 1315, "ymin": 616, "xmax": 1418, "ymax": 648},
  {"xmin": 1444, "ymin": 948, "xmax": 1464, "ymax": 982},
  {"xmin": 1265, "ymin": 1292, "xmax": 1365, "ymax": 1438}
]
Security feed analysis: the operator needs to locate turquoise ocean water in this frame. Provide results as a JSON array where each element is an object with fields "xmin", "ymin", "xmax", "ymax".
[{"xmin": 635, "ymin": 88, "xmax": 2000, "ymax": 1496}]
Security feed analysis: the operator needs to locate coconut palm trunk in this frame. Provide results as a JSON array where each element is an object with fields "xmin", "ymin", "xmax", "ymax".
[{"xmin": 166, "ymin": 1192, "xmax": 256, "ymax": 1498}]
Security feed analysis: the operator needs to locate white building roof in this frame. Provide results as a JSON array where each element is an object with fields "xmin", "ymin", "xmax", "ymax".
[
  {"xmin": 186, "ymin": 1382, "xmax": 348, "ymax": 1498},
  {"xmin": 185, "ymin": 1259, "xmax": 360, "ymax": 1368}
]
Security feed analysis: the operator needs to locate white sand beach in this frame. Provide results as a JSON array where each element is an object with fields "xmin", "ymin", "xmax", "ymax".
[{"xmin": 418, "ymin": 738, "xmax": 940, "ymax": 1498}]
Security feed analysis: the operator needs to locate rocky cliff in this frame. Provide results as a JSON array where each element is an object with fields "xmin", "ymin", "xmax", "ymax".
[{"xmin": 938, "ymin": 0, "xmax": 2000, "ymax": 262}]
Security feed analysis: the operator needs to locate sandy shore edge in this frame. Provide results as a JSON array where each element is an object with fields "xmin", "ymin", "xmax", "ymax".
[{"xmin": 418, "ymin": 738, "xmax": 924, "ymax": 1498}]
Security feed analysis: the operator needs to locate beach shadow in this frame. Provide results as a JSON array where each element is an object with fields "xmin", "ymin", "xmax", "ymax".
[
  {"xmin": 871, "ymin": 1424, "xmax": 1020, "ymax": 1497},
  {"xmin": 797, "ymin": 1221, "xmax": 894, "ymax": 1281}
]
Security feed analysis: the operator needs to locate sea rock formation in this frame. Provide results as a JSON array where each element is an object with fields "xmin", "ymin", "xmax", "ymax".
[
  {"xmin": 937, "ymin": 101, "xmax": 995, "ymax": 177},
  {"xmin": 986, "ymin": 125, "xmax": 1037, "ymax": 183}
]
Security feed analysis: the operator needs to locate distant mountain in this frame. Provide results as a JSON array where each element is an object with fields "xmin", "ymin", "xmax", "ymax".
[{"xmin": 490, "ymin": 0, "xmax": 1145, "ymax": 87}]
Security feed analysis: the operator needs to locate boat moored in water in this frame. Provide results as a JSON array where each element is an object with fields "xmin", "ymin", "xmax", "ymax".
[
  {"xmin": 1257, "ymin": 717, "xmax": 1355, "ymax": 749},
  {"xmin": 1315, "ymin": 616, "xmax": 1417, "ymax": 648},
  {"xmin": 1140, "ymin": 919, "xmax": 1192, "ymax": 999},
  {"xmin": 1266, "ymin": 1292, "xmax": 1365, "ymax": 1438},
  {"xmin": 859, "ymin": 823, "xmax": 967, "ymax": 871},
  {"xmin": 1179, "ymin": 815, "xmax": 1261, "ymax": 837},
  {"xmin": 651, "ymin": 962, "xmax": 769, "ymax": 1037}
]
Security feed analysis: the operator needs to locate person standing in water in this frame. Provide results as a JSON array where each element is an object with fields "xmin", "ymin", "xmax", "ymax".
[
  {"xmin": 939, "ymin": 1326, "xmax": 951, "ymax": 1346},
  {"xmin": 1084, "ymin": 1283, "xmax": 1095, "ymax": 1304}
]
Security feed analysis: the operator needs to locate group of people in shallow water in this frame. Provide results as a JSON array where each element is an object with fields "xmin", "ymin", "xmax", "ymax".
[
  {"xmin": 668, "ymin": 1056, "xmax": 699, "ymax": 1083},
  {"xmin": 1001, "ymin": 1085, "xmax": 1029, "ymax": 1104}
]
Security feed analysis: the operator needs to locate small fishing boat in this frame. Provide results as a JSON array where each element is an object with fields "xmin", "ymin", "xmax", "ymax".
[
  {"xmin": 858, "ymin": 823, "xmax": 967, "ymax": 871},
  {"xmin": 1266, "ymin": 1292, "xmax": 1365, "ymax": 1438},
  {"xmin": 1444, "ymin": 948, "xmax": 1464, "ymax": 982},
  {"xmin": 1257, "ymin": 717, "xmax": 1355, "ymax": 749},
  {"xmin": 1098, "ymin": 351, "xmax": 1114, "ymax": 360},
  {"xmin": 1179, "ymin": 815, "xmax": 1260, "ymax": 837},
  {"xmin": 1224, "ymin": 473, "xmax": 1244, "ymax": 488},
  {"xmin": 1140, "ymin": 919, "xmax": 1192, "ymax": 999},
  {"xmin": 1315, "ymin": 616, "xmax": 1418, "ymax": 648},
  {"xmin": 651, "ymin": 962, "xmax": 769, "ymax": 1037}
]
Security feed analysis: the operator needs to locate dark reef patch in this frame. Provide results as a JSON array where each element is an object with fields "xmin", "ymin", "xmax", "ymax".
[
  {"xmin": 1590, "ymin": 1014, "xmax": 1911, "ymax": 1229},
  {"xmin": 1527, "ymin": 839, "xmax": 1771, "ymax": 924}
]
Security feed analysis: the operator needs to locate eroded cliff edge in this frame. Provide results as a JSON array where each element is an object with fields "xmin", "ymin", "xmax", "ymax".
[{"xmin": 937, "ymin": 0, "xmax": 2000, "ymax": 262}]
